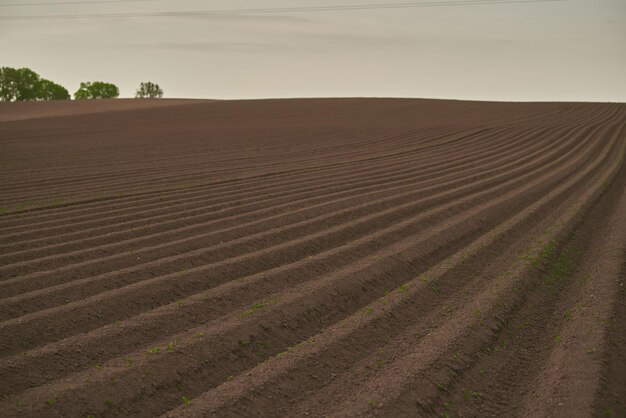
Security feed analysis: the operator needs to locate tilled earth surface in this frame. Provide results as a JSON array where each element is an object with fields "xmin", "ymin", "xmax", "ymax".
[{"xmin": 0, "ymin": 98, "xmax": 624, "ymax": 417}]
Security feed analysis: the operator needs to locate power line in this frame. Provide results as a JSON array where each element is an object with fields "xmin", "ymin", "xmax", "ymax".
[
  {"xmin": 0, "ymin": 0, "xmax": 570, "ymax": 20},
  {"xmin": 0, "ymin": 0, "xmax": 158, "ymax": 7}
]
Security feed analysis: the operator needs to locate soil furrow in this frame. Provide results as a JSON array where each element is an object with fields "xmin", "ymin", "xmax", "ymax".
[
  {"xmin": 0, "ymin": 125, "xmax": 485, "ymax": 231},
  {"xmin": 0, "ymin": 125, "xmax": 555, "ymax": 283},
  {"xmin": 0, "ymin": 124, "xmax": 608, "ymax": 412},
  {"xmin": 0, "ymin": 126, "xmax": 530, "ymax": 257},
  {"xmin": 161, "ymin": 126, "xmax": 622, "ymax": 418},
  {"xmin": 1, "ymin": 99, "xmax": 623, "ymax": 418},
  {"xmin": 0, "ymin": 123, "xmax": 595, "ymax": 319}
]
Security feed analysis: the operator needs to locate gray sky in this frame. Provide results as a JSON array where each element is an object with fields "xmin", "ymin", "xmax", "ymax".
[{"xmin": 1, "ymin": 0, "xmax": 624, "ymax": 101}]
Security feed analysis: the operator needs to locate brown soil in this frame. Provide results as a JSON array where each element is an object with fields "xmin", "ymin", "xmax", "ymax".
[
  {"xmin": 0, "ymin": 98, "xmax": 624, "ymax": 417},
  {"xmin": 0, "ymin": 98, "xmax": 198, "ymax": 122}
]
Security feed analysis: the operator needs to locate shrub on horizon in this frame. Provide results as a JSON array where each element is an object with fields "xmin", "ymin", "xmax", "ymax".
[
  {"xmin": 74, "ymin": 81, "xmax": 120, "ymax": 100},
  {"xmin": 135, "ymin": 81, "xmax": 164, "ymax": 99}
]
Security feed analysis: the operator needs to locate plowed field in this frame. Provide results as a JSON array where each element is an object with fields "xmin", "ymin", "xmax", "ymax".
[{"xmin": 1, "ymin": 98, "xmax": 625, "ymax": 417}]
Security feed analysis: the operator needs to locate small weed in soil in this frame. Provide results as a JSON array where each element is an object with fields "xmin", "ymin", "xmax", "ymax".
[{"xmin": 240, "ymin": 299, "xmax": 277, "ymax": 318}]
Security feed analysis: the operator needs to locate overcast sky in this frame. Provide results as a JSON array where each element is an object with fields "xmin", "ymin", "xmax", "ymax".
[{"xmin": 1, "ymin": 0, "xmax": 624, "ymax": 101}]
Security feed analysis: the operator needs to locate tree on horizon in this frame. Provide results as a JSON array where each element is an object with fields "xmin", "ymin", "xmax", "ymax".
[
  {"xmin": 0, "ymin": 67, "xmax": 69, "ymax": 101},
  {"xmin": 135, "ymin": 82, "xmax": 164, "ymax": 99},
  {"xmin": 36, "ymin": 79, "xmax": 71, "ymax": 100},
  {"xmin": 74, "ymin": 81, "xmax": 119, "ymax": 100}
]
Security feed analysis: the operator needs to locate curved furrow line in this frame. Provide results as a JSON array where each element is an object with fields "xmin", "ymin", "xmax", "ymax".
[
  {"xmin": 0, "ymin": 125, "xmax": 450, "ymax": 192},
  {"xmin": 313, "ymin": 130, "xmax": 625, "ymax": 418},
  {"xmin": 0, "ymin": 141, "xmax": 403, "ymax": 203},
  {"xmin": 0, "ymin": 137, "xmax": 499, "ymax": 244},
  {"xmin": 418, "ymin": 126, "xmax": 626, "ymax": 418},
  {"xmin": 0, "ymin": 124, "xmax": 605, "ymax": 394},
  {"xmin": 6, "ymin": 121, "xmax": 488, "ymax": 212},
  {"xmin": 0, "ymin": 125, "xmax": 551, "ymax": 272},
  {"xmin": 0, "ymin": 125, "xmax": 485, "ymax": 226},
  {"xmin": 1, "ymin": 125, "xmax": 556, "ymax": 293},
  {"xmin": 3, "ymin": 175, "xmax": 520, "ymax": 394},
  {"xmin": 13, "ymin": 101, "xmax": 608, "ymax": 209},
  {"xmin": 0, "ymin": 126, "xmax": 522, "ymax": 250},
  {"xmin": 153, "ymin": 129, "xmax": 614, "ymax": 418},
  {"xmin": 0, "ymin": 125, "xmax": 604, "ymax": 386},
  {"xmin": 11, "ymin": 101, "xmax": 608, "ymax": 212},
  {"xmin": 371, "ymin": 149, "xmax": 626, "ymax": 418},
  {"xmin": 289, "ymin": 131, "xmax": 626, "ymax": 418},
  {"xmin": 0, "ymin": 129, "xmax": 473, "ymax": 234},
  {"xmin": 498, "ymin": 102, "xmax": 578, "ymax": 127},
  {"xmin": 0, "ymin": 102, "xmax": 584, "ymax": 200},
  {"xmin": 2, "ymin": 101, "xmax": 623, "ymax": 418},
  {"xmin": 0, "ymin": 149, "xmax": 534, "ymax": 266},
  {"xmin": 581, "ymin": 103, "xmax": 625, "ymax": 125},
  {"xmin": 164, "ymin": 127, "xmax": 622, "ymax": 418},
  {"xmin": 428, "ymin": 164, "xmax": 626, "ymax": 418},
  {"xmin": 239, "ymin": 189, "xmax": 580, "ymax": 417},
  {"xmin": 0, "ymin": 125, "xmax": 602, "ymax": 391},
  {"xmin": 528, "ymin": 102, "xmax": 613, "ymax": 129},
  {"xmin": 0, "ymin": 117, "xmax": 617, "ymax": 417},
  {"xmin": 0, "ymin": 123, "xmax": 589, "ymax": 309},
  {"xmin": 2, "ymin": 111, "xmax": 612, "ymax": 247},
  {"xmin": 0, "ymin": 133, "xmax": 461, "ymax": 231},
  {"xmin": 0, "ymin": 125, "xmax": 471, "ymax": 203},
  {"xmin": 11, "ymin": 102, "xmax": 600, "ymax": 220},
  {"xmin": 0, "ymin": 121, "xmax": 442, "ymax": 185}
]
